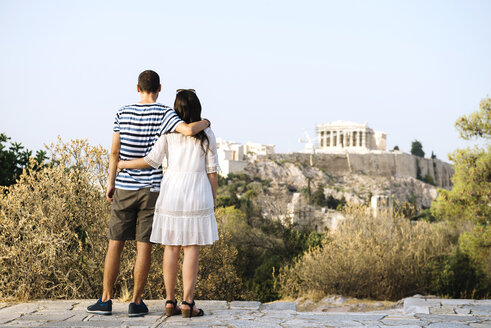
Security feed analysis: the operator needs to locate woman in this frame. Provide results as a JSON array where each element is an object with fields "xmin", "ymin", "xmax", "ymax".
[{"xmin": 117, "ymin": 89, "xmax": 219, "ymax": 318}]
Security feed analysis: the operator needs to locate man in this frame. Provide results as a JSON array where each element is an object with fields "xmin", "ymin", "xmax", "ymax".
[{"xmin": 87, "ymin": 70, "xmax": 210, "ymax": 317}]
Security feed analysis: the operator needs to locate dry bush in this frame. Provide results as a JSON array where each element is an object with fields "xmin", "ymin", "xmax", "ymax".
[
  {"xmin": 277, "ymin": 204, "xmax": 455, "ymax": 301},
  {"xmin": 0, "ymin": 137, "xmax": 246, "ymax": 301},
  {"xmin": 0, "ymin": 160, "xmax": 110, "ymax": 300},
  {"xmin": 145, "ymin": 228, "xmax": 247, "ymax": 301},
  {"xmin": 46, "ymin": 137, "xmax": 108, "ymax": 191}
]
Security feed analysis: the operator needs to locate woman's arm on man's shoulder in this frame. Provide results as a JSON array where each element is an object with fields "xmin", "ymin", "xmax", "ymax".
[{"xmin": 175, "ymin": 119, "xmax": 210, "ymax": 136}]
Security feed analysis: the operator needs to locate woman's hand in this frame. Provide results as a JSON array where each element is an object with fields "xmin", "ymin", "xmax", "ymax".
[{"xmin": 117, "ymin": 160, "xmax": 125, "ymax": 173}]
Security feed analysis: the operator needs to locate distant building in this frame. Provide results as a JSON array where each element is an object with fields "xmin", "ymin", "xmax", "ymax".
[
  {"xmin": 316, "ymin": 121, "xmax": 387, "ymax": 153},
  {"xmin": 216, "ymin": 138, "xmax": 275, "ymax": 176}
]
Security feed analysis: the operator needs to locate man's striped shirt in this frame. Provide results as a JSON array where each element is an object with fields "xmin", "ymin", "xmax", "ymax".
[{"xmin": 113, "ymin": 103, "xmax": 183, "ymax": 191}]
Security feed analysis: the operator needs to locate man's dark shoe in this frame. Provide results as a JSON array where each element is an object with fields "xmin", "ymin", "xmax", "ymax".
[
  {"xmin": 87, "ymin": 298, "xmax": 112, "ymax": 315},
  {"xmin": 128, "ymin": 300, "xmax": 149, "ymax": 317}
]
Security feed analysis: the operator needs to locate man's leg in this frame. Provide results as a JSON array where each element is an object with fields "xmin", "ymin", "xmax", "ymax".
[
  {"xmin": 102, "ymin": 239, "xmax": 125, "ymax": 302},
  {"xmin": 164, "ymin": 245, "xmax": 181, "ymax": 310},
  {"xmin": 131, "ymin": 241, "xmax": 152, "ymax": 304}
]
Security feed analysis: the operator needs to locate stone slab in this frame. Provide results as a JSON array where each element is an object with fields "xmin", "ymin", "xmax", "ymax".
[
  {"xmin": 0, "ymin": 313, "xmax": 21, "ymax": 325},
  {"xmin": 3, "ymin": 320, "xmax": 48, "ymax": 327},
  {"xmin": 0, "ymin": 303, "xmax": 39, "ymax": 315},
  {"xmin": 427, "ymin": 323, "xmax": 473, "ymax": 328},
  {"xmin": 469, "ymin": 323, "xmax": 491, "ymax": 328},
  {"xmin": 377, "ymin": 326, "xmax": 421, "ymax": 328},
  {"xmin": 229, "ymin": 301, "xmax": 261, "ymax": 310},
  {"xmin": 417, "ymin": 314, "xmax": 483, "ymax": 323},
  {"xmin": 195, "ymin": 300, "xmax": 228, "ymax": 311},
  {"xmin": 404, "ymin": 297, "xmax": 441, "ymax": 314},
  {"xmin": 296, "ymin": 313, "xmax": 386, "ymax": 321},
  {"xmin": 430, "ymin": 307, "xmax": 456, "ymax": 314},
  {"xmin": 440, "ymin": 299, "xmax": 480, "ymax": 306},
  {"xmin": 465, "ymin": 305, "xmax": 491, "ymax": 315},
  {"xmin": 260, "ymin": 302, "xmax": 296, "ymax": 311},
  {"xmin": 0, "ymin": 298, "xmax": 489, "ymax": 327}
]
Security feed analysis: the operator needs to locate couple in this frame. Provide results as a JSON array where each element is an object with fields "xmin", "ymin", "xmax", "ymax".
[{"xmin": 87, "ymin": 70, "xmax": 219, "ymax": 318}]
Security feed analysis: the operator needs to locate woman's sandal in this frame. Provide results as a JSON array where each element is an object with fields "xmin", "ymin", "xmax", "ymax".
[
  {"xmin": 181, "ymin": 300, "xmax": 204, "ymax": 318},
  {"xmin": 165, "ymin": 299, "xmax": 182, "ymax": 317}
]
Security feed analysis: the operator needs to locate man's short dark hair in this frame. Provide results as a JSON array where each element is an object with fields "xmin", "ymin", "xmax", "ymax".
[{"xmin": 138, "ymin": 70, "xmax": 160, "ymax": 93}]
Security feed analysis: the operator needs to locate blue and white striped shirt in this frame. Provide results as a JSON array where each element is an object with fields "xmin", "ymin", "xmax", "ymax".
[{"xmin": 113, "ymin": 103, "xmax": 183, "ymax": 191}]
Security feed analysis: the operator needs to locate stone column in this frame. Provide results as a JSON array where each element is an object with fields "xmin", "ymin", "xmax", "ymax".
[{"xmin": 362, "ymin": 130, "xmax": 366, "ymax": 148}]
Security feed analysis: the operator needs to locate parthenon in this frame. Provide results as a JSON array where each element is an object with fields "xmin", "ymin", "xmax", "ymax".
[{"xmin": 316, "ymin": 121, "xmax": 386, "ymax": 153}]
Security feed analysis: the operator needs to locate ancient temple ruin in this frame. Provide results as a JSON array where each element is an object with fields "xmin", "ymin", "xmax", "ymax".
[{"xmin": 316, "ymin": 121, "xmax": 387, "ymax": 153}]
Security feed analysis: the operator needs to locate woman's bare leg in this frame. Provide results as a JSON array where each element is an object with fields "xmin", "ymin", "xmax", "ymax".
[
  {"xmin": 163, "ymin": 245, "xmax": 181, "ymax": 310},
  {"xmin": 182, "ymin": 245, "xmax": 200, "ymax": 312}
]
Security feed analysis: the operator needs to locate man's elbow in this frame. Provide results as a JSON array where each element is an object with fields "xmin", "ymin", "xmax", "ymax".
[{"xmin": 178, "ymin": 124, "xmax": 194, "ymax": 136}]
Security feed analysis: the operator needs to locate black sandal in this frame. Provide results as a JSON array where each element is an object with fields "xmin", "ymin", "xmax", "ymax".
[
  {"xmin": 181, "ymin": 300, "xmax": 204, "ymax": 318},
  {"xmin": 165, "ymin": 299, "xmax": 181, "ymax": 317}
]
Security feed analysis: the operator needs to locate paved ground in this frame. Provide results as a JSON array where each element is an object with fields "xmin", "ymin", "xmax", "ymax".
[{"xmin": 0, "ymin": 297, "xmax": 490, "ymax": 327}]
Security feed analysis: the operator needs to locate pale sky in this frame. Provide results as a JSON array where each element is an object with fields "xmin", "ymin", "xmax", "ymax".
[{"xmin": 1, "ymin": 0, "xmax": 490, "ymax": 160}]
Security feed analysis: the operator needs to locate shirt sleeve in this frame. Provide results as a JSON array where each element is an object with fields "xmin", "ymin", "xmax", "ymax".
[
  {"xmin": 205, "ymin": 128, "xmax": 221, "ymax": 173},
  {"xmin": 144, "ymin": 135, "xmax": 167, "ymax": 169},
  {"xmin": 159, "ymin": 109, "xmax": 184, "ymax": 135},
  {"xmin": 113, "ymin": 111, "xmax": 120, "ymax": 133}
]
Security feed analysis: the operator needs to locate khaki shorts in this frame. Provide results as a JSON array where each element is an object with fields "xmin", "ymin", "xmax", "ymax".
[{"xmin": 107, "ymin": 188, "xmax": 159, "ymax": 242}]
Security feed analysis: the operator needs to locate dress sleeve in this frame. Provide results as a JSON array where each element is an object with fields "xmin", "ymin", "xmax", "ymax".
[
  {"xmin": 159, "ymin": 109, "xmax": 184, "ymax": 135},
  {"xmin": 144, "ymin": 135, "xmax": 167, "ymax": 169},
  {"xmin": 205, "ymin": 128, "xmax": 221, "ymax": 173}
]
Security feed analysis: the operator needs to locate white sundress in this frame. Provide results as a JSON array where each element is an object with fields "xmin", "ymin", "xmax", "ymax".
[{"xmin": 144, "ymin": 127, "xmax": 220, "ymax": 246}]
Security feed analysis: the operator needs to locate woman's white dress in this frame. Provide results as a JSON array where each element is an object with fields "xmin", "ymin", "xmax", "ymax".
[{"xmin": 144, "ymin": 127, "xmax": 220, "ymax": 246}]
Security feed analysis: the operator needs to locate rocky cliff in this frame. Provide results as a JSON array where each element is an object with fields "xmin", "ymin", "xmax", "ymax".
[
  {"xmin": 239, "ymin": 152, "xmax": 453, "ymax": 229},
  {"xmin": 261, "ymin": 152, "xmax": 453, "ymax": 189}
]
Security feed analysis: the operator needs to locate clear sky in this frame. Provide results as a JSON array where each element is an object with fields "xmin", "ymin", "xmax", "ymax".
[{"xmin": 1, "ymin": 0, "xmax": 490, "ymax": 159}]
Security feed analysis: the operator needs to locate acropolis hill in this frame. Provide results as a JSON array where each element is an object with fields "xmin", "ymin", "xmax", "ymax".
[
  {"xmin": 217, "ymin": 121, "xmax": 453, "ymax": 230},
  {"xmin": 260, "ymin": 151, "xmax": 453, "ymax": 189},
  {"xmin": 218, "ymin": 121, "xmax": 453, "ymax": 189}
]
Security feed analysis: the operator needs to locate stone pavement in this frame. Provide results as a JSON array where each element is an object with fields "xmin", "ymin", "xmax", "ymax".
[{"xmin": 0, "ymin": 297, "xmax": 490, "ymax": 327}]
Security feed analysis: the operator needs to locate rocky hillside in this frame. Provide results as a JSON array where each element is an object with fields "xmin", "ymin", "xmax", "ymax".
[{"xmin": 239, "ymin": 152, "xmax": 453, "ymax": 229}]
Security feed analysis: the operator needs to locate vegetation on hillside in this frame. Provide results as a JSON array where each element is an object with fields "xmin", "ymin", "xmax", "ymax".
[
  {"xmin": 429, "ymin": 96, "xmax": 491, "ymax": 297},
  {"xmin": 0, "ymin": 97, "xmax": 489, "ymax": 301}
]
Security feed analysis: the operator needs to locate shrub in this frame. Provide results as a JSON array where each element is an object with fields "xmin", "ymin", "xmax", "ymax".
[
  {"xmin": 0, "ymin": 160, "xmax": 109, "ymax": 300},
  {"xmin": 277, "ymin": 205, "xmax": 454, "ymax": 300},
  {"xmin": 0, "ymin": 138, "xmax": 246, "ymax": 301},
  {"xmin": 428, "ymin": 249, "xmax": 488, "ymax": 299},
  {"xmin": 146, "ymin": 229, "xmax": 247, "ymax": 301},
  {"xmin": 422, "ymin": 174, "xmax": 436, "ymax": 186}
]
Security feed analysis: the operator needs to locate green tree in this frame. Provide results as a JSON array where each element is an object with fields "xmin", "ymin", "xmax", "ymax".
[
  {"xmin": 393, "ymin": 145, "xmax": 400, "ymax": 151},
  {"xmin": 0, "ymin": 133, "xmax": 47, "ymax": 186},
  {"xmin": 311, "ymin": 184, "xmax": 326, "ymax": 206},
  {"xmin": 411, "ymin": 140, "xmax": 425, "ymax": 158},
  {"xmin": 422, "ymin": 174, "xmax": 436, "ymax": 186},
  {"xmin": 455, "ymin": 97, "xmax": 491, "ymax": 140},
  {"xmin": 431, "ymin": 97, "xmax": 491, "ymax": 226},
  {"xmin": 431, "ymin": 96, "xmax": 491, "ymax": 295}
]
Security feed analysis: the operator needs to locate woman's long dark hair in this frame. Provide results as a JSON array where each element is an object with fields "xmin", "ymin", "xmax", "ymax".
[{"xmin": 174, "ymin": 90, "xmax": 209, "ymax": 153}]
